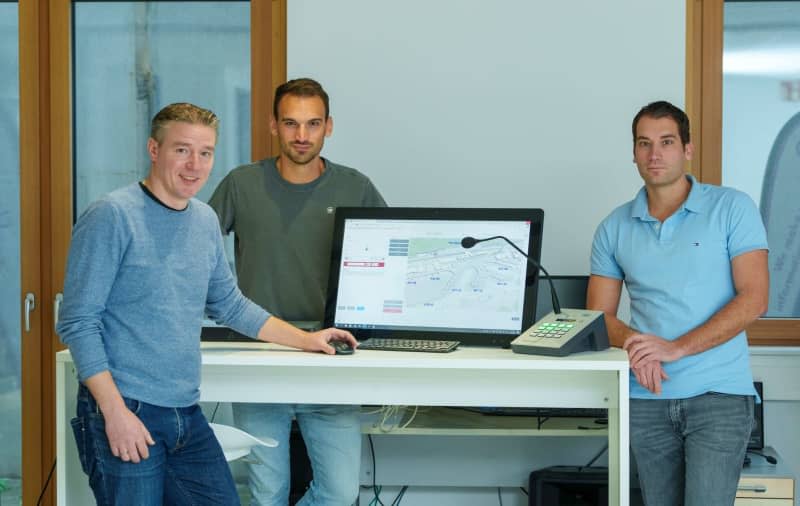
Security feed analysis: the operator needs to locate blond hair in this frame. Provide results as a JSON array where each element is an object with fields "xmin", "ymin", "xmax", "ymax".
[{"xmin": 150, "ymin": 102, "xmax": 219, "ymax": 144}]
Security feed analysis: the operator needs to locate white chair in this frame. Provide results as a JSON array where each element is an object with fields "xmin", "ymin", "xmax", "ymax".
[{"xmin": 209, "ymin": 422, "xmax": 278, "ymax": 462}]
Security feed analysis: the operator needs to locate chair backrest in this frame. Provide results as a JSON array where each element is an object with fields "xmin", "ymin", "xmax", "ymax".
[{"xmin": 209, "ymin": 422, "xmax": 278, "ymax": 461}]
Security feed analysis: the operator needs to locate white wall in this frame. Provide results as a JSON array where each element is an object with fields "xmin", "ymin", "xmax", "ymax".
[
  {"xmin": 288, "ymin": 0, "xmax": 685, "ymax": 274},
  {"xmin": 287, "ymin": 2, "xmax": 683, "ymax": 504},
  {"xmin": 285, "ymin": 5, "xmax": 800, "ymax": 505}
]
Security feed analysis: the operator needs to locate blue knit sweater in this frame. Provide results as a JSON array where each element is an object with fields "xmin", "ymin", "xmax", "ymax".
[{"xmin": 57, "ymin": 183, "xmax": 270, "ymax": 407}]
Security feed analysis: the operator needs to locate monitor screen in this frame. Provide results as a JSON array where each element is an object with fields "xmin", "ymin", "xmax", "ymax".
[{"xmin": 324, "ymin": 207, "xmax": 544, "ymax": 347}]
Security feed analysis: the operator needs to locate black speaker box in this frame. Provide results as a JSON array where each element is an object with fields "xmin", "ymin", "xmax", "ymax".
[
  {"xmin": 749, "ymin": 381, "xmax": 764, "ymax": 450},
  {"xmin": 529, "ymin": 466, "xmax": 608, "ymax": 506}
]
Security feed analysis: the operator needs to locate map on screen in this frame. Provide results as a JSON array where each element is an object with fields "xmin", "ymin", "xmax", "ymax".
[{"xmin": 324, "ymin": 208, "xmax": 544, "ymax": 347}]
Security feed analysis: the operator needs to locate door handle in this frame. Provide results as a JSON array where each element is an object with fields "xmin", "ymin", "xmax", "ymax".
[
  {"xmin": 24, "ymin": 292, "xmax": 35, "ymax": 332},
  {"xmin": 54, "ymin": 292, "xmax": 63, "ymax": 331}
]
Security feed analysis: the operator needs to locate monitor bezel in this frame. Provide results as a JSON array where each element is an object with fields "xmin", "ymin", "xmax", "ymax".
[{"xmin": 323, "ymin": 207, "xmax": 545, "ymax": 347}]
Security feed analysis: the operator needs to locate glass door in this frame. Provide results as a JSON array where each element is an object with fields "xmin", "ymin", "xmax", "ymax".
[
  {"xmin": 723, "ymin": 0, "xmax": 800, "ymax": 318},
  {"xmin": 0, "ymin": 2, "xmax": 22, "ymax": 503},
  {"xmin": 73, "ymin": 1, "xmax": 251, "ymax": 216}
]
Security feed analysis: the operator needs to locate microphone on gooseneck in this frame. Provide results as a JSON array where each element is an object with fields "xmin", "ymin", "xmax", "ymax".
[
  {"xmin": 460, "ymin": 236, "xmax": 479, "ymax": 249},
  {"xmin": 746, "ymin": 450, "xmax": 777, "ymax": 465},
  {"xmin": 460, "ymin": 235, "xmax": 561, "ymax": 314}
]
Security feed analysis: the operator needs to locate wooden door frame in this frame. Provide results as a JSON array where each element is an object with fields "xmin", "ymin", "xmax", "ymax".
[
  {"xmin": 20, "ymin": 0, "xmax": 72, "ymax": 504},
  {"xmin": 19, "ymin": 0, "xmax": 44, "ymax": 503},
  {"xmin": 252, "ymin": 0, "xmax": 287, "ymax": 161}
]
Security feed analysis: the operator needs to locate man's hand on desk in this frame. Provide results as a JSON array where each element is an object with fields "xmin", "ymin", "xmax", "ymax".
[
  {"xmin": 257, "ymin": 316, "xmax": 358, "ymax": 354},
  {"xmin": 624, "ymin": 333, "xmax": 683, "ymax": 368},
  {"xmin": 309, "ymin": 328, "xmax": 359, "ymax": 355},
  {"xmin": 623, "ymin": 333, "xmax": 673, "ymax": 394}
]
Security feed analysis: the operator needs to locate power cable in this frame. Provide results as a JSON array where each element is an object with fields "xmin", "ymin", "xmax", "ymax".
[
  {"xmin": 390, "ymin": 485, "xmax": 408, "ymax": 505},
  {"xmin": 37, "ymin": 459, "xmax": 56, "ymax": 506},
  {"xmin": 367, "ymin": 435, "xmax": 384, "ymax": 506},
  {"xmin": 746, "ymin": 450, "xmax": 777, "ymax": 464},
  {"xmin": 580, "ymin": 444, "xmax": 608, "ymax": 471}
]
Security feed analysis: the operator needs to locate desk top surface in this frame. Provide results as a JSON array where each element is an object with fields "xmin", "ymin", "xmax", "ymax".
[
  {"xmin": 741, "ymin": 447, "xmax": 797, "ymax": 480},
  {"xmin": 58, "ymin": 343, "xmax": 629, "ymax": 372}
]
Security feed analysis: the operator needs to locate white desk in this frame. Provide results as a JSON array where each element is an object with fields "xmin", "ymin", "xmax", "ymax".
[
  {"xmin": 56, "ymin": 343, "xmax": 630, "ymax": 505},
  {"xmin": 736, "ymin": 447, "xmax": 795, "ymax": 505}
]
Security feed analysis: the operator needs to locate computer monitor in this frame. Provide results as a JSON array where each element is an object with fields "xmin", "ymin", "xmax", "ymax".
[
  {"xmin": 534, "ymin": 275, "xmax": 590, "ymax": 320},
  {"xmin": 323, "ymin": 207, "xmax": 544, "ymax": 347}
]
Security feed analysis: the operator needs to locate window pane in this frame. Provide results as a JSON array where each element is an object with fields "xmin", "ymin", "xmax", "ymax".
[
  {"xmin": 0, "ymin": 1, "xmax": 21, "ymax": 503},
  {"xmin": 73, "ymin": 1, "xmax": 251, "ymax": 217},
  {"xmin": 723, "ymin": 1, "xmax": 800, "ymax": 317}
]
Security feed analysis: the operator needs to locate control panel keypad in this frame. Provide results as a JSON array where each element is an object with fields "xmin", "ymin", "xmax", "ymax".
[{"xmin": 531, "ymin": 322, "xmax": 574, "ymax": 338}]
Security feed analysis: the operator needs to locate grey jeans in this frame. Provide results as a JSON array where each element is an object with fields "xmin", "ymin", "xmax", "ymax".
[{"xmin": 631, "ymin": 392, "xmax": 754, "ymax": 506}]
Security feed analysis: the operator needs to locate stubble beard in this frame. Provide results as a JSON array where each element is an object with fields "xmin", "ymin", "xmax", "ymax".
[{"xmin": 282, "ymin": 141, "xmax": 323, "ymax": 167}]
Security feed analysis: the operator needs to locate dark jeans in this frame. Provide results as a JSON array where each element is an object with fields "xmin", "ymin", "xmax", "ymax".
[
  {"xmin": 631, "ymin": 392, "xmax": 753, "ymax": 506},
  {"xmin": 71, "ymin": 384, "xmax": 240, "ymax": 505}
]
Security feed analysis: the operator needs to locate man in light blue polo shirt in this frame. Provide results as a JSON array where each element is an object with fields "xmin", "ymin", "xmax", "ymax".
[{"xmin": 587, "ymin": 101, "xmax": 769, "ymax": 506}]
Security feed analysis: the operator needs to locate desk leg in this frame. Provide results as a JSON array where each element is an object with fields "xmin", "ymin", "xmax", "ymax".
[
  {"xmin": 57, "ymin": 363, "xmax": 94, "ymax": 505},
  {"xmin": 56, "ymin": 361, "xmax": 66, "ymax": 506},
  {"xmin": 608, "ymin": 369, "xmax": 630, "ymax": 506}
]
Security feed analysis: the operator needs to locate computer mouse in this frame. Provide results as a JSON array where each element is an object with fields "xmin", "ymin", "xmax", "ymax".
[{"xmin": 331, "ymin": 341, "xmax": 355, "ymax": 355}]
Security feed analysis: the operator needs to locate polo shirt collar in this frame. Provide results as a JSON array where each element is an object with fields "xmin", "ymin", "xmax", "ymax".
[
  {"xmin": 682, "ymin": 174, "xmax": 704, "ymax": 213},
  {"xmin": 631, "ymin": 174, "xmax": 703, "ymax": 221}
]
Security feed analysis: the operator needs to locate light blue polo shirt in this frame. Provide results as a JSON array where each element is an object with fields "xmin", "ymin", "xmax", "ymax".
[{"xmin": 591, "ymin": 175, "xmax": 767, "ymax": 399}]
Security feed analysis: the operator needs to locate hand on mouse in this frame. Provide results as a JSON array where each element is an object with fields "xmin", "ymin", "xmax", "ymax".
[
  {"xmin": 330, "ymin": 340, "xmax": 355, "ymax": 355},
  {"xmin": 311, "ymin": 327, "xmax": 358, "ymax": 355},
  {"xmin": 255, "ymin": 316, "xmax": 357, "ymax": 354}
]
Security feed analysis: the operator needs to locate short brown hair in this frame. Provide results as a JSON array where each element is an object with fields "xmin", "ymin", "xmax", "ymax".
[
  {"xmin": 150, "ymin": 102, "xmax": 219, "ymax": 144},
  {"xmin": 632, "ymin": 101, "xmax": 690, "ymax": 147},
  {"xmin": 273, "ymin": 78, "xmax": 330, "ymax": 119}
]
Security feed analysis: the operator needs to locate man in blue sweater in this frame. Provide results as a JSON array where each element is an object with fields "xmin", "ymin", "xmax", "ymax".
[{"xmin": 57, "ymin": 102, "xmax": 357, "ymax": 506}]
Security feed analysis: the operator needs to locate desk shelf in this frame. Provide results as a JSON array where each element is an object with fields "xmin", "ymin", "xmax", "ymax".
[
  {"xmin": 362, "ymin": 406, "xmax": 609, "ymax": 437},
  {"xmin": 736, "ymin": 447, "xmax": 795, "ymax": 505}
]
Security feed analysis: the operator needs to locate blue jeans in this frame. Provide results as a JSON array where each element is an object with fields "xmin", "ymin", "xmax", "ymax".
[
  {"xmin": 630, "ymin": 392, "xmax": 753, "ymax": 506},
  {"xmin": 232, "ymin": 403, "xmax": 361, "ymax": 506},
  {"xmin": 71, "ymin": 384, "xmax": 239, "ymax": 506}
]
